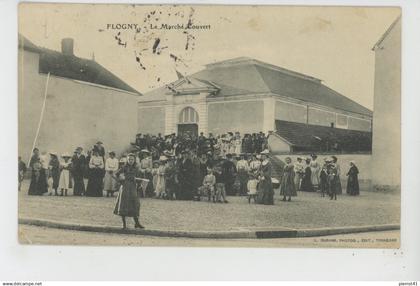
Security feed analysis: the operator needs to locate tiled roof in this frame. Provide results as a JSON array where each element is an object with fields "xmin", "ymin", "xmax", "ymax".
[
  {"xmin": 19, "ymin": 34, "xmax": 140, "ymax": 94},
  {"xmin": 275, "ymin": 120, "xmax": 372, "ymax": 152},
  {"xmin": 192, "ymin": 57, "xmax": 372, "ymax": 116}
]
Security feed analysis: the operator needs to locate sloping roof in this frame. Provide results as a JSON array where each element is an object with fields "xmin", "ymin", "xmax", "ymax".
[
  {"xmin": 144, "ymin": 57, "xmax": 372, "ymax": 116},
  {"xmin": 275, "ymin": 120, "xmax": 372, "ymax": 152},
  {"xmin": 18, "ymin": 34, "xmax": 140, "ymax": 94}
]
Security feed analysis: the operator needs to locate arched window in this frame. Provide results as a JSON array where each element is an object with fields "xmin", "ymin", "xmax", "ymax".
[{"xmin": 179, "ymin": 107, "xmax": 199, "ymax": 124}]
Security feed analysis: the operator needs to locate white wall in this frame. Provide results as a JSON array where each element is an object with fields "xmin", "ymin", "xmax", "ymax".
[
  {"xmin": 268, "ymin": 134, "xmax": 291, "ymax": 153},
  {"xmin": 19, "ymin": 49, "xmax": 138, "ymax": 163},
  {"xmin": 274, "ymin": 99, "xmax": 372, "ymax": 132},
  {"xmin": 371, "ymin": 18, "xmax": 401, "ymax": 187}
]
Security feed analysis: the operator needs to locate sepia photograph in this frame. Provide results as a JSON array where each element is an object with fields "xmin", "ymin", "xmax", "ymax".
[{"xmin": 17, "ymin": 3, "xmax": 401, "ymax": 248}]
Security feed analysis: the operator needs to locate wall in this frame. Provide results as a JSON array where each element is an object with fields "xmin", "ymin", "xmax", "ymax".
[
  {"xmin": 18, "ymin": 49, "xmax": 138, "ymax": 163},
  {"xmin": 371, "ymin": 17, "xmax": 401, "ymax": 187},
  {"xmin": 274, "ymin": 99, "xmax": 372, "ymax": 132},
  {"xmin": 275, "ymin": 100, "xmax": 307, "ymax": 123},
  {"xmin": 138, "ymin": 106, "xmax": 166, "ymax": 134},
  {"xmin": 267, "ymin": 133, "xmax": 291, "ymax": 153},
  {"xmin": 275, "ymin": 154, "xmax": 372, "ymax": 190},
  {"xmin": 348, "ymin": 116, "xmax": 372, "ymax": 131},
  {"xmin": 207, "ymin": 100, "xmax": 264, "ymax": 134}
]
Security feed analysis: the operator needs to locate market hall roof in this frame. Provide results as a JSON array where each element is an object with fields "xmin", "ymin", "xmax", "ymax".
[
  {"xmin": 142, "ymin": 57, "xmax": 372, "ymax": 116},
  {"xmin": 275, "ymin": 120, "xmax": 372, "ymax": 153},
  {"xmin": 18, "ymin": 34, "xmax": 141, "ymax": 95}
]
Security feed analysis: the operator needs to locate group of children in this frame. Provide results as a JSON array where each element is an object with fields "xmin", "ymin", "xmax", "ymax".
[{"xmin": 200, "ymin": 166, "xmax": 261, "ymax": 204}]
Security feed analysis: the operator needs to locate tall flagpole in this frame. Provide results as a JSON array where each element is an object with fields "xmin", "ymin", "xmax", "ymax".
[{"xmin": 28, "ymin": 72, "xmax": 50, "ymax": 166}]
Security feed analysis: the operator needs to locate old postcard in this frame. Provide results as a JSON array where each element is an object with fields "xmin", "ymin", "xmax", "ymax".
[{"xmin": 18, "ymin": 3, "xmax": 401, "ymax": 248}]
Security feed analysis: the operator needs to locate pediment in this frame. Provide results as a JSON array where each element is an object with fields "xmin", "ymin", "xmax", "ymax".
[{"xmin": 167, "ymin": 77, "xmax": 220, "ymax": 95}]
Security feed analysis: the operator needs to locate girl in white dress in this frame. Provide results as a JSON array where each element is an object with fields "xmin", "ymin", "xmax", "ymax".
[
  {"xmin": 104, "ymin": 151, "xmax": 119, "ymax": 197},
  {"xmin": 58, "ymin": 153, "xmax": 72, "ymax": 196}
]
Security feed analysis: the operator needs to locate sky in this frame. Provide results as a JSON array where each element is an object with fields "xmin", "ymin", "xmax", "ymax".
[{"xmin": 19, "ymin": 4, "xmax": 401, "ymax": 109}]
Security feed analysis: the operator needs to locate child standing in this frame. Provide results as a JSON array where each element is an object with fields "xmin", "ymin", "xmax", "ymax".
[
  {"xmin": 58, "ymin": 153, "xmax": 72, "ymax": 196},
  {"xmin": 48, "ymin": 152, "xmax": 60, "ymax": 196},
  {"xmin": 247, "ymin": 174, "xmax": 258, "ymax": 204},
  {"xmin": 202, "ymin": 168, "xmax": 216, "ymax": 202}
]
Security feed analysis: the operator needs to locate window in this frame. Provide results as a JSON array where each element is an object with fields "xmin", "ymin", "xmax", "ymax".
[{"xmin": 179, "ymin": 107, "xmax": 199, "ymax": 123}]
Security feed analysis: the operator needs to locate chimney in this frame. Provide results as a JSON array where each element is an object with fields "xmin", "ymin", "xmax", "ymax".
[{"xmin": 61, "ymin": 38, "xmax": 74, "ymax": 56}]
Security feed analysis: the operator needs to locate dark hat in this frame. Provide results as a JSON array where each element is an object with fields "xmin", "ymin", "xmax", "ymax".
[{"xmin": 96, "ymin": 141, "xmax": 103, "ymax": 144}]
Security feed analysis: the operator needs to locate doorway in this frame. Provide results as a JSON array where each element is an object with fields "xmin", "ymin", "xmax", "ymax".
[{"xmin": 178, "ymin": 123, "xmax": 198, "ymax": 138}]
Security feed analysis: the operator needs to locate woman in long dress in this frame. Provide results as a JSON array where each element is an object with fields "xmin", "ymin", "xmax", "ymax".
[
  {"xmin": 114, "ymin": 153, "xmax": 144, "ymax": 229},
  {"xmin": 300, "ymin": 158, "xmax": 314, "ymax": 192},
  {"xmin": 236, "ymin": 154, "xmax": 249, "ymax": 196},
  {"xmin": 154, "ymin": 156, "xmax": 167, "ymax": 198},
  {"xmin": 104, "ymin": 151, "xmax": 119, "ymax": 197},
  {"xmin": 85, "ymin": 150, "xmax": 104, "ymax": 197},
  {"xmin": 234, "ymin": 136, "xmax": 242, "ymax": 155},
  {"xmin": 257, "ymin": 150, "xmax": 274, "ymax": 205},
  {"xmin": 28, "ymin": 148, "xmax": 48, "ymax": 196},
  {"xmin": 280, "ymin": 157, "xmax": 297, "ymax": 201},
  {"xmin": 310, "ymin": 154, "xmax": 321, "ymax": 191},
  {"xmin": 346, "ymin": 161, "xmax": 360, "ymax": 196}
]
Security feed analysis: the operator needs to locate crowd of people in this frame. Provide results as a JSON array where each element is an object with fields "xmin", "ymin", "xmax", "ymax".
[
  {"xmin": 19, "ymin": 131, "xmax": 361, "ymax": 229},
  {"xmin": 286, "ymin": 154, "xmax": 360, "ymax": 201}
]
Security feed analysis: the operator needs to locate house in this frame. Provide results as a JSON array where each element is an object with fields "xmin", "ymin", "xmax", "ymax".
[
  {"xmin": 18, "ymin": 35, "xmax": 141, "ymax": 162},
  {"xmin": 137, "ymin": 57, "xmax": 373, "ymax": 151}
]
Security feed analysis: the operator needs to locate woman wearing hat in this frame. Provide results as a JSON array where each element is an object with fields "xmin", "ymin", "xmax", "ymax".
[
  {"xmin": 139, "ymin": 149, "xmax": 154, "ymax": 197},
  {"xmin": 257, "ymin": 149, "xmax": 274, "ymax": 205},
  {"xmin": 114, "ymin": 153, "xmax": 144, "ymax": 229},
  {"xmin": 154, "ymin": 156, "xmax": 167, "ymax": 198},
  {"xmin": 310, "ymin": 154, "xmax": 321, "ymax": 191},
  {"xmin": 48, "ymin": 152, "xmax": 60, "ymax": 196},
  {"xmin": 85, "ymin": 149, "xmax": 105, "ymax": 197},
  {"xmin": 346, "ymin": 161, "xmax": 360, "ymax": 196},
  {"xmin": 236, "ymin": 153, "xmax": 250, "ymax": 196},
  {"xmin": 300, "ymin": 158, "xmax": 314, "ymax": 192},
  {"xmin": 58, "ymin": 153, "xmax": 72, "ymax": 196},
  {"xmin": 280, "ymin": 157, "xmax": 297, "ymax": 202},
  {"xmin": 104, "ymin": 151, "xmax": 119, "ymax": 197},
  {"xmin": 331, "ymin": 156, "xmax": 343, "ymax": 195},
  {"xmin": 28, "ymin": 148, "xmax": 48, "ymax": 196}
]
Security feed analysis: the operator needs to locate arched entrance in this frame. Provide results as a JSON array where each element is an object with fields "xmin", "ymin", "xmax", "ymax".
[{"xmin": 178, "ymin": 107, "xmax": 199, "ymax": 137}]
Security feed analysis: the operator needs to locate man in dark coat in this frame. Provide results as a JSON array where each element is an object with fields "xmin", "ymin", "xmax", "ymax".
[
  {"xmin": 177, "ymin": 150, "xmax": 194, "ymax": 200},
  {"xmin": 222, "ymin": 153, "xmax": 237, "ymax": 196},
  {"xmin": 72, "ymin": 147, "xmax": 86, "ymax": 196}
]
